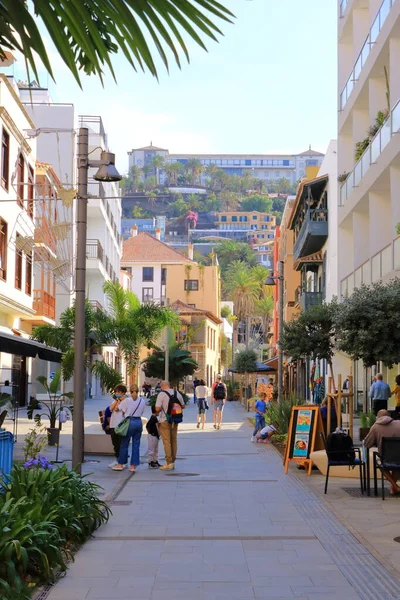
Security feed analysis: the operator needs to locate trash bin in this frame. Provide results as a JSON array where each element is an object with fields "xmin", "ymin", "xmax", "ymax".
[{"xmin": 0, "ymin": 430, "xmax": 14, "ymax": 479}]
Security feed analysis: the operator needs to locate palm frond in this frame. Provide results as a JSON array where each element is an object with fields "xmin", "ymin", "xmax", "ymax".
[
  {"xmin": 2, "ymin": 0, "xmax": 234, "ymax": 86},
  {"xmin": 91, "ymin": 361, "xmax": 122, "ymax": 392}
]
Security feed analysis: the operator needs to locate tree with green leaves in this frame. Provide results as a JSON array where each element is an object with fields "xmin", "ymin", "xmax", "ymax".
[
  {"xmin": 5, "ymin": 1, "xmax": 233, "ymax": 86},
  {"xmin": 142, "ymin": 343, "xmax": 198, "ymax": 387},
  {"xmin": 164, "ymin": 162, "xmax": 183, "ymax": 185},
  {"xmin": 335, "ymin": 280, "xmax": 400, "ymax": 368},
  {"xmin": 233, "ymin": 349, "xmax": 258, "ymax": 373},
  {"xmin": 185, "ymin": 158, "xmax": 204, "ymax": 184},
  {"xmin": 240, "ymin": 194, "xmax": 272, "ymax": 213},
  {"xmin": 215, "ymin": 240, "xmax": 258, "ymax": 273},
  {"xmin": 280, "ymin": 302, "xmax": 338, "ymax": 385}
]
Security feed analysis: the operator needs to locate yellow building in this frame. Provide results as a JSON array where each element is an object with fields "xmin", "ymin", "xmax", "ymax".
[
  {"xmin": 217, "ymin": 211, "xmax": 276, "ymax": 232},
  {"xmin": 165, "ymin": 262, "xmax": 220, "ymax": 318},
  {"xmin": 279, "ymin": 197, "xmax": 300, "ymax": 324}
]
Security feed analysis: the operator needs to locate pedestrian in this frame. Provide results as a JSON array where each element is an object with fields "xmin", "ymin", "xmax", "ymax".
[
  {"xmin": 196, "ymin": 378, "xmax": 209, "ymax": 430},
  {"xmin": 251, "ymin": 392, "xmax": 268, "ymax": 442},
  {"xmin": 112, "ymin": 384, "xmax": 146, "ymax": 472},
  {"xmin": 364, "ymin": 409, "xmax": 400, "ymax": 495},
  {"xmin": 108, "ymin": 384, "xmax": 126, "ymax": 468},
  {"xmin": 146, "ymin": 404, "xmax": 161, "ymax": 469},
  {"xmin": 155, "ymin": 380, "xmax": 185, "ymax": 471},
  {"xmin": 255, "ymin": 424, "xmax": 277, "ymax": 443},
  {"xmin": 212, "ymin": 374, "xmax": 227, "ymax": 430},
  {"xmin": 193, "ymin": 376, "xmax": 200, "ymax": 404},
  {"xmin": 369, "ymin": 373, "xmax": 391, "ymax": 415},
  {"xmin": 392, "ymin": 375, "xmax": 400, "ymax": 416}
]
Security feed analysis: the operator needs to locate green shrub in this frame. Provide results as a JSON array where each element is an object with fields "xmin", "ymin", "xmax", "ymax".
[
  {"xmin": 0, "ymin": 464, "xmax": 111, "ymax": 598},
  {"xmin": 267, "ymin": 393, "xmax": 305, "ymax": 436}
]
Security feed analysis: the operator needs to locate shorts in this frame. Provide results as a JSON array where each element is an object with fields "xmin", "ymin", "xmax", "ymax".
[
  {"xmin": 198, "ymin": 408, "xmax": 206, "ymax": 415},
  {"xmin": 213, "ymin": 400, "xmax": 224, "ymax": 411},
  {"xmin": 260, "ymin": 425, "xmax": 276, "ymax": 439}
]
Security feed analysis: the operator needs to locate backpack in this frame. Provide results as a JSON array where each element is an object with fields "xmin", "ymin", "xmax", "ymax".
[
  {"xmin": 213, "ymin": 382, "xmax": 226, "ymax": 400},
  {"xmin": 326, "ymin": 431, "xmax": 355, "ymax": 462},
  {"xmin": 165, "ymin": 391, "xmax": 183, "ymax": 424}
]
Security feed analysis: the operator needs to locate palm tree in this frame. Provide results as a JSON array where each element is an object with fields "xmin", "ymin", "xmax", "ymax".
[
  {"xmin": 120, "ymin": 165, "xmax": 142, "ymax": 194},
  {"xmin": 185, "ymin": 158, "xmax": 204, "ymax": 184},
  {"xmin": 152, "ymin": 155, "xmax": 165, "ymax": 185},
  {"xmin": 142, "ymin": 164, "xmax": 152, "ymax": 179},
  {"xmin": 224, "ymin": 261, "xmax": 260, "ymax": 322},
  {"xmin": 164, "ymin": 162, "xmax": 183, "ymax": 185},
  {"xmin": 142, "ymin": 343, "xmax": 197, "ymax": 388},
  {"xmin": 6, "ymin": 2, "xmax": 233, "ymax": 86}
]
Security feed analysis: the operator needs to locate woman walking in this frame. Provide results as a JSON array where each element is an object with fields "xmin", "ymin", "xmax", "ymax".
[
  {"xmin": 108, "ymin": 384, "xmax": 126, "ymax": 468},
  {"xmin": 112, "ymin": 384, "xmax": 145, "ymax": 472},
  {"xmin": 196, "ymin": 379, "xmax": 209, "ymax": 430}
]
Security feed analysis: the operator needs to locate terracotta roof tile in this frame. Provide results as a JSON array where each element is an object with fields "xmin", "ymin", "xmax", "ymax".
[
  {"xmin": 122, "ymin": 232, "xmax": 193, "ymax": 264},
  {"xmin": 171, "ymin": 300, "xmax": 222, "ymax": 325}
]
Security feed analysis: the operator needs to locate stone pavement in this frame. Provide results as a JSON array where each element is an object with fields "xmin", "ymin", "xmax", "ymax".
[{"xmin": 37, "ymin": 400, "xmax": 400, "ymax": 600}]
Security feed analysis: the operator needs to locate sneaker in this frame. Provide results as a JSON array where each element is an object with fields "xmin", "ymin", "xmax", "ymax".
[
  {"xmin": 196, "ymin": 423, "xmax": 200, "ymax": 429},
  {"xmin": 155, "ymin": 461, "xmax": 161, "ymax": 467},
  {"xmin": 112, "ymin": 464, "xmax": 125, "ymax": 471},
  {"xmin": 148, "ymin": 462, "xmax": 159, "ymax": 469},
  {"xmin": 108, "ymin": 460, "xmax": 118, "ymax": 468},
  {"xmin": 213, "ymin": 424, "xmax": 216, "ymax": 429},
  {"xmin": 159, "ymin": 463, "xmax": 174, "ymax": 471},
  {"xmin": 250, "ymin": 436, "xmax": 255, "ymax": 443}
]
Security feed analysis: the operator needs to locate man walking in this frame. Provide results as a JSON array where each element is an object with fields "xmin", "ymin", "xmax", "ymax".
[
  {"xmin": 369, "ymin": 373, "xmax": 391, "ymax": 415},
  {"xmin": 155, "ymin": 380, "xmax": 185, "ymax": 471},
  {"xmin": 212, "ymin": 374, "xmax": 227, "ymax": 430}
]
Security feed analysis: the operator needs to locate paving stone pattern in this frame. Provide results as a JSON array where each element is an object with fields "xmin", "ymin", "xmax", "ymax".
[{"xmin": 43, "ymin": 402, "xmax": 400, "ymax": 600}]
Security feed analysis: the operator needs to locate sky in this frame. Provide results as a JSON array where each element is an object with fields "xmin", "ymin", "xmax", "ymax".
[{"xmin": 11, "ymin": 0, "xmax": 337, "ymax": 174}]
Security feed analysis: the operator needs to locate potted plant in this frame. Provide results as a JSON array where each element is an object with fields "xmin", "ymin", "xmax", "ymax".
[
  {"xmin": 359, "ymin": 410, "xmax": 376, "ymax": 441},
  {"xmin": 27, "ymin": 369, "xmax": 73, "ymax": 446}
]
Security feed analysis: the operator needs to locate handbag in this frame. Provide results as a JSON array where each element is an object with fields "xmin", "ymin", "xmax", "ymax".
[{"xmin": 115, "ymin": 398, "xmax": 143, "ymax": 436}]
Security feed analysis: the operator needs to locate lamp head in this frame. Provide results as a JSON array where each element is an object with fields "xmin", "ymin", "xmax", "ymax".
[
  {"xmin": 93, "ymin": 151, "xmax": 122, "ymax": 182},
  {"xmin": 264, "ymin": 276, "xmax": 276, "ymax": 286}
]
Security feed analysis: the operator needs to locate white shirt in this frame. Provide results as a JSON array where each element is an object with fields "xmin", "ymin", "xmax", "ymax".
[
  {"xmin": 110, "ymin": 405, "xmax": 124, "ymax": 428},
  {"xmin": 155, "ymin": 389, "xmax": 184, "ymax": 423},
  {"xmin": 196, "ymin": 385, "xmax": 208, "ymax": 399},
  {"xmin": 119, "ymin": 396, "xmax": 146, "ymax": 417}
]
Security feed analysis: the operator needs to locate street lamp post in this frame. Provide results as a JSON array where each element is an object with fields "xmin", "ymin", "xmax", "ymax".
[
  {"xmin": 265, "ymin": 260, "xmax": 284, "ymax": 403},
  {"xmin": 72, "ymin": 127, "xmax": 121, "ymax": 472}
]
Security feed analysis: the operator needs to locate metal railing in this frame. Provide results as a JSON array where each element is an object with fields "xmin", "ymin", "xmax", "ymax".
[
  {"xmin": 340, "ymin": 96, "xmax": 400, "ymax": 206},
  {"xmin": 340, "ymin": 0, "xmax": 396, "ymax": 110},
  {"xmin": 86, "ymin": 239, "xmax": 104, "ymax": 262},
  {"xmin": 293, "ymin": 208, "xmax": 328, "ymax": 259},
  {"xmin": 341, "ymin": 237, "xmax": 400, "ymax": 297},
  {"xmin": 89, "ymin": 300, "xmax": 103, "ymax": 312}
]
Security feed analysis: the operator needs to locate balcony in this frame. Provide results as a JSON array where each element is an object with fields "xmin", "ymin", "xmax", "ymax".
[
  {"xmin": 293, "ymin": 209, "xmax": 328, "ymax": 262},
  {"xmin": 340, "ymin": 97, "xmax": 400, "ymax": 206},
  {"xmin": 33, "ymin": 290, "xmax": 55, "ymax": 320},
  {"xmin": 295, "ymin": 287, "xmax": 323, "ymax": 312},
  {"xmin": 340, "ymin": 0, "xmax": 395, "ymax": 111}
]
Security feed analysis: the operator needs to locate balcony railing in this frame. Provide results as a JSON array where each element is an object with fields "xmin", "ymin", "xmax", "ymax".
[
  {"xmin": 33, "ymin": 290, "xmax": 55, "ymax": 320},
  {"xmin": 340, "ymin": 0, "xmax": 396, "ymax": 110},
  {"xmin": 89, "ymin": 300, "xmax": 104, "ymax": 312},
  {"xmin": 341, "ymin": 239, "xmax": 400, "ymax": 297},
  {"xmin": 293, "ymin": 209, "xmax": 328, "ymax": 262},
  {"xmin": 86, "ymin": 239, "xmax": 104, "ymax": 262},
  {"xmin": 340, "ymin": 97, "xmax": 400, "ymax": 206},
  {"xmin": 295, "ymin": 287, "xmax": 323, "ymax": 311}
]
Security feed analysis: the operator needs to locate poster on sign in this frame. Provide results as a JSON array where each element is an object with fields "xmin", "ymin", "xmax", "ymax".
[{"xmin": 284, "ymin": 405, "xmax": 324, "ymax": 475}]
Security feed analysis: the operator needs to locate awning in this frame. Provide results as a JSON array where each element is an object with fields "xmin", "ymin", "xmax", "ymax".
[
  {"xmin": 0, "ymin": 331, "xmax": 62, "ymax": 362},
  {"xmin": 264, "ymin": 356, "xmax": 278, "ymax": 371}
]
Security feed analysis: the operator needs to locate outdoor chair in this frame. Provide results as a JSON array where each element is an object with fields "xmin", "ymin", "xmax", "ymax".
[
  {"xmin": 373, "ymin": 437, "xmax": 400, "ymax": 500},
  {"xmin": 320, "ymin": 432, "xmax": 364, "ymax": 495}
]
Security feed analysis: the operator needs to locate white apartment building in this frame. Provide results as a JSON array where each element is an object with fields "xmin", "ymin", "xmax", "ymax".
[
  {"xmin": 0, "ymin": 74, "xmax": 63, "ymax": 407},
  {"xmin": 128, "ymin": 143, "xmax": 324, "ymax": 184},
  {"xmin": 17, "ymin": 84, "xmax": 122, "ymax": 397},
  {"xmin": 338, "ymin": 0, "xmax": 400, "ymax": 400}
]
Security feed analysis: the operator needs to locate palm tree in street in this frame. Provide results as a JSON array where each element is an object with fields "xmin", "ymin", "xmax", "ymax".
[
  {"xmin": 152, "ymin": 155, "xmax": 165, "ymax": 185},
  {"xmin": 6, "ymin": 2, "xmax": 233, "ymax": 86}
]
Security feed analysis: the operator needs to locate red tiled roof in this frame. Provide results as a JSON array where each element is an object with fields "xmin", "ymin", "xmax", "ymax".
[
  {"xmin": 122, "ymin": 232, "xmax": 193, "ymax": 264},
  {"xmin": 171, "ymin": 300, "xmax": 222, "ymax": 325}
]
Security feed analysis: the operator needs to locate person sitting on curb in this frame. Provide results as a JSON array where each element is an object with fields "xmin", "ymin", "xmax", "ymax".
[{"xmin": 364, "ymin": 409, "xmax": 400, "ymax": 495}]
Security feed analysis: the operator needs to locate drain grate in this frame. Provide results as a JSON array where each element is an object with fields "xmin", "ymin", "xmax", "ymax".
[
  {"xmin": 111, "ymin": 500, "xmax": 132, "ymax": 506},
  {"xmin": 166, "ymin": 472, "xmax": 200, "ymax": 477},
  {"xmin": 341, "ymin": 486, "xmax": 389, "ymax": 498}
]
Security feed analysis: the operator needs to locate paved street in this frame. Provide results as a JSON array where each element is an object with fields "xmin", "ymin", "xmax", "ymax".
[{"xmin": 38, "ymin": 401, "xmax": 400, "ymax": 600}]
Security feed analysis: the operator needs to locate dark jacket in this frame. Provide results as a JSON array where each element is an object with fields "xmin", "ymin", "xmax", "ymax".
[{"xmin": 146, "ymin": 414, "xmax": 160, "ymax": 438}]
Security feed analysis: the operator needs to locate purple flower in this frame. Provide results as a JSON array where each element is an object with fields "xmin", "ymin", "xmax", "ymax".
[{"xmin": 23, "ymin": 455, "xmax": 53, "ymax": 470}]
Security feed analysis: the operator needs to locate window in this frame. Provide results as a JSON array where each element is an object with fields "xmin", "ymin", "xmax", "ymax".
[
  {"xmin": 17, "ymin": 153, "xmax": 24, "ymax": 207},
  {"xmin": 187, "ymin": 303, "xmax": 196, "ymax": 308},
  {"xmin": 231, "ymin": 215, "xmax": 237, "ymax": 222},
  {"xmin": 142, "ymin": 267, "xmax": 154, "ymax": 281},
  {"xmin": 221, "ymin": 215, "xmax": 227, "ymax": 222},
  {"xmin": 252, "ymin": 215, "xmax": 257, "ymax": 220},
  {"xmin": 27, "ymin": 166, "xmax": 34, "ymax": 219},
  {"xmin": 264, "ymin": 215, "xmax": 270, "ymax": 222},
  {"xmin": 0, "ymin": 218, "xmax": 7, "ymax": 280},
  {"xmin": 184, "ymin": 279, "xmax": 199, "ymax": 291},
  {"xmin": 25, "ymin": 252, "xmax": 32, "ymax": 295},
  {"xmin": 306, "ymin": 159, "xmax": 318, "ymax": 166},
  {"xmin": 1, "ymin": 129, "xmax": 9, "ymax": 191},
  {"xmin": 239, "ymin": 216, "xmax": 247, "ymax": 222},
  {"xmin": 142, "ymin": 287, "xmax": 154, "ymax": 302},
  {"xmin": 283, "ymin": 160, "xmax": 290, "ymax": 166},
  {"xmin": 15, "ymin": 234, "xmax": 22, "ymax": 289},
  {"xmin": 161, "ymin": 268, "xmax": 167, "ymax": 284}
]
